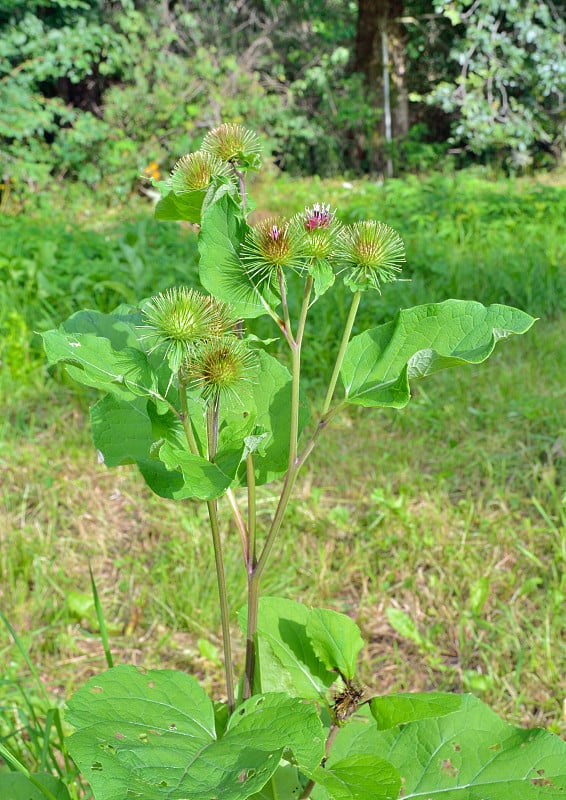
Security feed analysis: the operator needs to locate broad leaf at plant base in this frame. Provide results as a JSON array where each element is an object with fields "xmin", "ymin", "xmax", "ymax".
[
  {"xmin": 308, "ymin": 754, "xmax": 401, "ymax": 800},
  {"xmin": 370, "ymin": 692, "xmax": 463, "ymax": 730},
  {"xmin": 239, "ymin": 598, "xmax": 337, "ymax": 699},
  {"xmin": 340, "ymin": 301, "xmax": 536, "ymax": 408},
  {"xmin": 66, "ymin": 665, "xmax": 325, "ymax": 800},
  {"xmin": 328, "ymin": 694, "xmax": 566, "ymax": 799}
]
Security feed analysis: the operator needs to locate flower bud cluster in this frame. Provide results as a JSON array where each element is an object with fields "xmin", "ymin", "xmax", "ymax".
[{"xmin": 140, "ymin": 287, "xmax": 256, "ymax": 404}]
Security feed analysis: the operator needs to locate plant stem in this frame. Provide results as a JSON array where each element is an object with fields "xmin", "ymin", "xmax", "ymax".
[
  {"xmin": 179, "ymin": 376, "xmax": 234, "ymax": 713},
  {"xmin": 322, "ymin": 290, "xmax": 361, "ymax": 414},
  {"xmin": 206, "ymin": 497, "xmax": 235, "ymax": 713},
  {"xmin": 233, "ymin": 165, "xmax": 247, "ymax": 212},
  {"xmin": 242, "ymin": 278, "xmax": 314, "ymax": 699},
  {"xmin": 300, "ymin": 724, "xmax": 339, "ymax": 800},
  {"xmin": 247, "ymin": 454, "xmax": 257, "ymax": 566},
  {"xmin": 226, "ymin": 488, "xmax": 249, "ymax": 563},
  {"xmin": 178, "ymin": 375, "xmax": 201, "ymax": 457},
  {"xmin": 278, "ymin": 267, "xmax": 294, "ymax": 347}
]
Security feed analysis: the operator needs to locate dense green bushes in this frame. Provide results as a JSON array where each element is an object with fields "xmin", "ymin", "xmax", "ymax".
[{"xmin": 1, "ymin": 1, "xmax": 564, "ymax": 201}]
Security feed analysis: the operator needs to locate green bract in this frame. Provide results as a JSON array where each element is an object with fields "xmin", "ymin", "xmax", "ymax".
[{"xmin": 34, "ymin": 125, "xmax": 558, "ymax": 800}]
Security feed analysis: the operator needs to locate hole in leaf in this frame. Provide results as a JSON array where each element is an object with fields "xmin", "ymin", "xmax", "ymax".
[
  {"xmin": 139, "ymin": 733, "xmax": 149, "ymax": 743},
  {"xmin": 90, "ymin": 686, "xmax": 104, "ymax": 694},
  {"xmin": 247, "ymin": 768, "xmax": 256, "ymax": 779},
  {"xmin": 537, "ymin": 770, "xmax": 546, "ymax": 776},
  {"xmin": 452, "ymin": 743, "xmax": 461, "ymax": 752},
  {"xmin": 91, "ymin": 762, "xmax": 103, "ymax": 772},
  {"xmin": 158, "ymin": 781, "xmax": 168, "ymax": 787},
  {"xmin": 99, "ymin": 744, "xmax": 116, "ymax": 754},
  {"xmin": 169, "ymin": 723, "xmax": 177, "ymax": 730},
  {"xmin": 238, "ymin": 708, "xmax": 246, "ymax": 716}
]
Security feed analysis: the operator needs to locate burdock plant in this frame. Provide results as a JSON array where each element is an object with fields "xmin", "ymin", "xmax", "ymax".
[{"xmin": 36, "ymin": 123, "xmax": 566, "ymax": 800}]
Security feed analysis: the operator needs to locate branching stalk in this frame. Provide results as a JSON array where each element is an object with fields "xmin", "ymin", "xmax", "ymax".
[
  {"xmin": 206, "ymin": 497, "xmax": 235, "ymax": 714},
  {"xmin": 301, "ymin": 724, "xmax": 340, "ymax": 800},
  {"xmin": 322, "ymin": 290, "xmax": 361, "ymax": 414},
  {"xmin": 247, "ymin": 454, "xmax": 257, "ymax": 567},
  {"xmin": 179, "ymin": 374, "xmax": 234, "ymax": 713},
  {"xmin": 243, "ymin": 277, "xmax": 314, "ymax": 698}
]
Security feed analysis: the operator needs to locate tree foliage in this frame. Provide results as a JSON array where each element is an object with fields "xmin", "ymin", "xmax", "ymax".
[{"xmin": 0, "ymin": 0, "xmax": 564, "ymax": 194}]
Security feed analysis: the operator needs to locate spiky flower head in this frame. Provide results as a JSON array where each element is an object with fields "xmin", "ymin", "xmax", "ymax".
[
  {"xmin": 338, "ymin": 220, "xmax": 405, "ymax": 293},
  {"xmin": 293, "ymin": 201, "xmax": 342, "ymax": 261},
  {"xmin": 240, "ymin": 216, "xmax": 307, "ymax": 294},
  {"xmin": 201, "ymin": 123, "xmax": 262, "ymax": 170},
  {"xmin": 169, "ymin": 151, "xmax": 230, "ymax": 192},
  {"xmin": 139, "ymin": 287, "xmax": 235, "ymax": 372},
  {"xmin": 184, "ymin": 335, "xmax": 258, "ymax": 405}
]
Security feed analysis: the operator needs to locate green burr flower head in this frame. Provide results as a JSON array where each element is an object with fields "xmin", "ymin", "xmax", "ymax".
[
  {"xmin": 293, "ymin": 202, "xmax": 342, "ymax": 261},
  {"xmin": 338, "ymin": 220, "xmax": 405, "ymax": 293},
  {"xmin": 184, "ymin": 336, "xmax": 258, "ymax": 405},
  {"xmin": 201, "ymin": 123, "xmax": 262, "ymax": 170},
  {"xmin": 139, "ymin": 287, "xmax": 235, "ymax": 373},
  {"xmin": 169, "ymin": 151, "xmax": 231, "ymax": 192},
  {"xmin": 240, "ymin": 216, "xmax": 306, "ymax": 294}
]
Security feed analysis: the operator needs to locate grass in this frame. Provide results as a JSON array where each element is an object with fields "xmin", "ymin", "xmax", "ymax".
[{"xmin": 1, "ymin": 170, "xmax": 565, "ymax": 781}]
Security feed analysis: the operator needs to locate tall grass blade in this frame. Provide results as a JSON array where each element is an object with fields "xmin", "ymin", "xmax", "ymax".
[{"xmin": 89, "ymin": 563, "xmax": 114, "ymax": 668}]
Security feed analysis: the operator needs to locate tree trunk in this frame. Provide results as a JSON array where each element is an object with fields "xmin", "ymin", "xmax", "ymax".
[{"xmin": 354, "ymin": 0, "xmax": 409, "ymax": 171}]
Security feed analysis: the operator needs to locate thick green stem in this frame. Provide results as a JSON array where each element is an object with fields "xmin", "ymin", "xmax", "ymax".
[
  {"xmin": 243, "ymin": 571, "xmax": 260, "ymax": 699},
  {"xmin": 242, "ymin": 279, "xmax": 314, "ymax": 699},
  {"xmin": 178, "ymin": 376, "xmax": 201, "ymax": 457},
  {"xmin": 206, "ymin": 497, "xmax": 235, "ymax": 713},
  {"xmin": 322, "ymin": 290, "xmax": 361, "ymax": 415},
  {"xmin": 247, "ymin": 454, "xmax": 257, "ymax": 566},
  {"xmin": 226, "ymin": 488, "xmax": 248, "ymax": 562},
  {"xmin": 278, "ymin": 267, "xmax": 294, "ymax": 347},
  {"xmin": 206, "ymin": 394, "xmax": 234, "ymax": 712},
  {"xmin": 179, "ymin": 376, "xmax": 234, "ymax": 712},
  {"xmin": 301, "ymin": 724, "xmax": 339, "ymax": 800}
]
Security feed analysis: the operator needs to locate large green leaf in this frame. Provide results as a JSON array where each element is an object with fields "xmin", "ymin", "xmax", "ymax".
[
  {"xmin": 239, "ymin": 598, "xmax": 337, "ymax": 699},
  {"xmin": 248, "ymin": 764, "xmax": 303, "ymax": 800},
  {"xmin": 66, "ymin": 666, "xmax": 324, "ymax": 800},
  {"xmin": 308, "ymin": 755, "xmax": 400, "ymax": 800},
  {"xmin": 306, "ymin": 608, "xmax": 364, "ymax": 682},
  {"xmin": 91, "ymin": 395, "xmax": 155, "ymax": 467},
  {"xmin": 341, "ymin": 301, "xmax": 535, "ymax": 408},
  {"xmin": 154, "ymin": 187, "xmax": 207, "ymax": 223},
  {"xmin": 158, "ymin": 439, "xmax": 242, "ymax": 500},
  {"xmin": 91, "ymin": 395, "xmax": 232, "ymax": 500},
  {"xmin": 42, "ymin": 329, "xmax": 159, "ymax": 402},
  {"xmin": 239, "ymin": 350, "xmax": 310, "ymax": 485},
  {"xmin": 57, "ymin": 308, "xmax": 144, "ymax": 349},
  {"xmin": 198, "ymin": 194, "xmax": 278, "ymax": 318},
  {"xmin": 369, "ymin": 693, "xmax": 566, "ymax": 799},
  {"xmin": 370, "ymin": 692, "xmax": 463, "ymax": 730},
  {"xmin": 0, "ymin": 773, "xmax": 71, "ymax": 800}
]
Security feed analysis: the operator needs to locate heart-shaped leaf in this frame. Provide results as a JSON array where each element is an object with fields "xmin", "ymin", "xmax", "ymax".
[
  {"xmin": 67, "ymin": 666, "xmax": 325, "ymax": 800},
  {"xmin": 341, "ymin": 301, "xmax": 535, "ymax": 408}
]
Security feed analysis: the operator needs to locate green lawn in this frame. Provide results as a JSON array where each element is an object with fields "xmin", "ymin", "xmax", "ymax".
[{"xmin": 1, "ymin": 171, "xmax": 565, "ymax": 773}]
